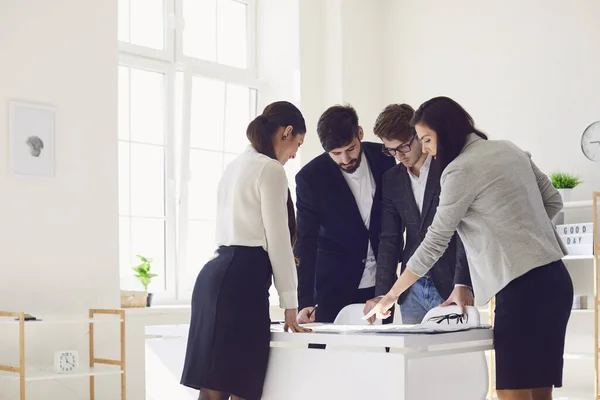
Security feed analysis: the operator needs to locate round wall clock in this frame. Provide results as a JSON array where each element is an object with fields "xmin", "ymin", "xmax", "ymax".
[{"xmin": 581, "ymin": 121, "xmax": 600, "ymax": 161}]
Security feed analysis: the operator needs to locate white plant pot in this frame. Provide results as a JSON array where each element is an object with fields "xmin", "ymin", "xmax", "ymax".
[{"xmin": 557, "ymin": 188, "xmax": 573, "ymax": 203}]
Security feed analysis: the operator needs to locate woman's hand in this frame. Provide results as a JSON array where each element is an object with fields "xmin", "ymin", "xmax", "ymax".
[
  {"xmin": 363, "ymin": 293, "xmax": 398, "ymax": 321},
  {"xmin": 363, "ymin": 296, "xmax": 383, "ymax": 325},
  {"xmin": 364, "ymin": 269, "xmax": 420, "ymax": 322},
  {"xmin": 284, "ymin": 309, "xmax": 312, "ymax": 332},
  {"xmin": 440, "ymin": 286, "xmax": 474, "ymax": 314}
]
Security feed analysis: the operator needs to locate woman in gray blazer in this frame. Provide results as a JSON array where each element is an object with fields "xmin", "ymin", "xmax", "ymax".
[{"xmin": 366, "ymin": 96, "xmax": 573, "ymax": 400}]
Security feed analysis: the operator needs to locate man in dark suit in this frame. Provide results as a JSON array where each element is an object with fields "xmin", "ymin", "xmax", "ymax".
[
  {"xmin": 364, "ymin": 104, "xmax": 473, "ymax": 324},
  {"xmin": 294, "ymin": 105, "xmax": 396, "ymax": 324}
]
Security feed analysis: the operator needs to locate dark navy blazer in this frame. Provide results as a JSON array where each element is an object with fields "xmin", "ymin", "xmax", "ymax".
[{"xmin": 294, "ymin": 141, "xmax": 395, "ymax": 322}]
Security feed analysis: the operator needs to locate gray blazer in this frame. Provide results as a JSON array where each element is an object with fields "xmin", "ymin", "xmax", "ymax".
[{"xmin": 407, "ymin": 133, "xmax": 566, "ymax": 306}]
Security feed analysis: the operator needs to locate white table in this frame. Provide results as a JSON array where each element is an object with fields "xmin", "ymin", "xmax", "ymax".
[{"xmin": 263, "ymin": 326, "xmax": 493, "ymax": 400}]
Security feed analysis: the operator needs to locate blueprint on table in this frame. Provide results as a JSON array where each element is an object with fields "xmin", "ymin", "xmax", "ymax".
[{"xmin": 301, "ymin": 323, "xmax": 492, "ymax": 335}]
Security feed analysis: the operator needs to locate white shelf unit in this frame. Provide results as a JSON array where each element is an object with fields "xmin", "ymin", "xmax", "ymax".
[
  {"xmin": 0, "ymin": 317, "xmax": 124, "ymax": 326},
  {"xmin": 563, "ymin": 200, "xmax": 595, "ymax": 210},
  {"xmin": 563, "ymin": 352, "xmax": 595, "ymax": 361},
  {"xmin": 560, "ymin": 194, "xmax": 600, "ymax": 399},
  {"xmin": 0, "ymin": 365, "xmax": 123, "ymax": 382},
  {"xmin": 485, "ymin": 195, "xmax": 600, "ymax": 400},
  {"xmin": 564, "ymin": 254, "xmax": 595, "ymax": 261},
  {"xmin": 0, "ymin": 309, "xmax": 126, "ymax": 400}
]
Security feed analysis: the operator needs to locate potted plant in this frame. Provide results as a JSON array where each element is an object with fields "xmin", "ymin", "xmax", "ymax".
[
  {"xmin": 550, "ymin": 172, "xmax": 581, "ymax": 203},
  {"xmin": 132, "ymin": 255, "xmax": 158, "ymax": 307}
]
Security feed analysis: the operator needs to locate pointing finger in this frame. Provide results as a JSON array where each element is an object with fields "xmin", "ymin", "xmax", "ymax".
[{"xmin": 362, "ymin": 307, "xmax": 377, "ymax": 320}]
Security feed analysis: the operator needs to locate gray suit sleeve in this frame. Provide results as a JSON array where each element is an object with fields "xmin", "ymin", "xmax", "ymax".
[
  {"xmin": 375, "ymin": 175, "xmax": 404, "ymax": 296},
  {"xmin": 407, "ymin": 169, "xmax": 477, "ymax": 277},
  {"xmin": 526, "ymin": 152, "xmax": 563, "ymax": 220}
]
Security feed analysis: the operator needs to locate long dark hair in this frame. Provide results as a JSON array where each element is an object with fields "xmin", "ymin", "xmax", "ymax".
[
  {"xmin": 246, "ymin": 101, "xmax": 306, "ymax": 247},
  {"xmin": 410, "ymin": 96, "xmax": 487, "ymax": 170}
]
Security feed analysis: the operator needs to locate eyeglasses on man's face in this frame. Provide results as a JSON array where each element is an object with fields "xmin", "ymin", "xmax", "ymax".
[{"xmin": 382, "ymin": 134, "xmax": 417, "ymax": 157}]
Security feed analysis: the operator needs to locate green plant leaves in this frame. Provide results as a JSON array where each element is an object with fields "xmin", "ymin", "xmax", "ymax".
[
  {"xmin": 132, "ymin": 254, "xmax": 158, "ymax": 291},
  {"xmin": 136, "ymin": 254, "xmax": 153, "ymax": 264},
  {"xmin": 550, "ymin": 172, "xmax": 582, "ymax": 189}
]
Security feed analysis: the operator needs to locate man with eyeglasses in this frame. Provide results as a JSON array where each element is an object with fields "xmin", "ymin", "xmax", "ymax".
[
  {"xmin": 294, "ymin": 105, "xmax": 395, "ymax": 326},
  {"xmin": 363, "ymin": 103, "xmax": 473, "ymax": 325}
]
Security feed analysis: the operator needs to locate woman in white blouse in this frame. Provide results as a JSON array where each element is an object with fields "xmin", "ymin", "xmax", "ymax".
[{"xmin": 181, "ymin": 101, "xmax": 310, "ymax": 400}]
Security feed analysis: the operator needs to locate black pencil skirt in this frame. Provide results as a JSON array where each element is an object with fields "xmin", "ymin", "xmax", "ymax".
[
  {"xmin": 181, "ymin": 246, "xmax": 273, "ymax": 400},
  {"xmin": 494, "ymin": 259, "xmax": 573, "ymax": 390}
]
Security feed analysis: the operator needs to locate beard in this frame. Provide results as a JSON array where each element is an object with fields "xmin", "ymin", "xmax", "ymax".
[{"xmin": 338, "ymin": 145, "xmax": 363, "ymax": 174}]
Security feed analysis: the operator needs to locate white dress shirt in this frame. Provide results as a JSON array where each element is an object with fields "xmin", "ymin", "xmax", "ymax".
[
  {"xmin": 407, "ymin": 154, "xmax": 466, "ymax": 289},
  {"xmin": 406, "ymin": 154, "xmax": 432, "ymax": 214},
  {"xmin": 215, "ymin": 146, "xmax": 298, "ymax": 309},
  {"xmin": 341, "ymin": 152, "xmax": 377, "ymax": 289}
]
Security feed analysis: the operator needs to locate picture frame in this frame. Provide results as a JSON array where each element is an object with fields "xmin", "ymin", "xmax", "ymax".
[{"xmin": 8, "ymin": 100, "xmax": 56, "ymax": 177}]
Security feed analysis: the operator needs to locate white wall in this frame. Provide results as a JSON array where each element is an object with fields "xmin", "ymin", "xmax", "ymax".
[
  {"xmin": 256, "ymin": 0, "xmax": 303, "ymax": 184},
  {"xmin": 298, "ymin": 0, "xmax": 326, "ymax": 162},
  {"xmin": 0, "ymin": 1, "xmax": 119, "ymax": 398},
  {"xmin": 256, "ymin": 0, "xmax": 301, "ymax": 110},
  {"xmin": 0, "ymin": 0, "xmax": 119, "ymax": 314},
  {"xmin": 298, "ymin": 0, "xmax": 385, "ymax": 163},
  {"xmin": 382, "ymin": 0, "xmax": 600, "ymax": 200},
  {"xmin": 340, "ymin": 0, "xmax": 385, "ymax": 143}
]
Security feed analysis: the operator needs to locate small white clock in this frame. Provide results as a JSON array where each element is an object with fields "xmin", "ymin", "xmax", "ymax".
[
  {"xmin": 54, "ymin": 350, "xmax": 79, "ymax": 374},
  {"xmin": 581, "ymin": 121, "xmax": 600, "ymax": 162}
]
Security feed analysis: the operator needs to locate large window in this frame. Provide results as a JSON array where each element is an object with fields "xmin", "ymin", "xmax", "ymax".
[
  {"xmin": 118, "ymin": 0, "xmax": 258, "ymax": 303},
  {"xmin": 178, "ymin": 77, "xmax": 258, "ymax": 296}
]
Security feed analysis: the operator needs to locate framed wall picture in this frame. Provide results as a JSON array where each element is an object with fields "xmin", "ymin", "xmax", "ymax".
[{"xmin": 8, "ymin": 100, "xmax": 56, "ymax": 177}]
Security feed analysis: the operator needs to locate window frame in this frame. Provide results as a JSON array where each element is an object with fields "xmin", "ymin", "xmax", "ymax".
[
  {"xmin": 117, "ymin": 55, "xmax": 178, "ymax": 304},
  {"xmin": 118, "ymin": 0, "xmax": 176, "ymax": 62},
  {"xmin": 174, "ymin": 0, "xmax": 257, "ymax": 79},
  {"xmin": 118, "ymin": 0, "xmax": 259, "ymax": 305},
  {"xmin": 177, "ymin": 70, "xmax": 259, "ymax": 301}
]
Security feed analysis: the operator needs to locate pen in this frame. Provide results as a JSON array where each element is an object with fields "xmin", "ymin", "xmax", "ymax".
[{"xmin": 307, "ymin": 304, "xmax": 318, "ymax": 319}]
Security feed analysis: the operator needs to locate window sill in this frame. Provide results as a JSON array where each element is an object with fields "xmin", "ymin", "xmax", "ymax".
[{"xmin": 124, "ymin": 304, "xmax": 191, "ymax": 316}]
